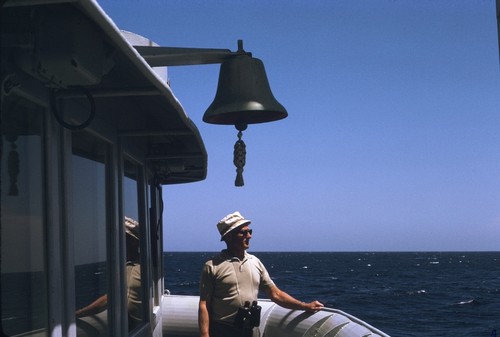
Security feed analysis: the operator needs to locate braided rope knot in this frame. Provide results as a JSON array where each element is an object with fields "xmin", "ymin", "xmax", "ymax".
[{"xmin": 233, "ymin": 131, "xmax": 246, "ymax": 187}]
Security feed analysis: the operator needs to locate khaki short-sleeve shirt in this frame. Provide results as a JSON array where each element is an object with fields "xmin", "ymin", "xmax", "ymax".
[{"xmin": 199, "ymin": 250, "xmax": 275, "ymax": 324}]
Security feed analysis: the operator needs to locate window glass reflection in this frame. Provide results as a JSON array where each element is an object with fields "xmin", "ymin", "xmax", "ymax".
[
  {"xmin": 0, "ymin": 98, "xmax": 47, "ymax": 336},
  {"xmin": 72, "ymin": 133, "xmax": 108, "ymax": 336},
  {"xmin": 124, "ymin": 217, "xmax": 143, "ymax": 331},
  {"xmin": 123, "ymin": 160, "xmax": 144, "ymax": 332}
]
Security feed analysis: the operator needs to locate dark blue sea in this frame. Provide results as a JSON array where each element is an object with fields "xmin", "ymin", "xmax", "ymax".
[{"xmin": 163, "ymin": 251, "xmax": 500, "ymax": 337}]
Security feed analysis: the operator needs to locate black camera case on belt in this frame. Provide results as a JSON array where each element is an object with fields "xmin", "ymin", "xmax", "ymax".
[{"xmin": 234, "ymin": 301, "xmax": 262, "ymax": 329}]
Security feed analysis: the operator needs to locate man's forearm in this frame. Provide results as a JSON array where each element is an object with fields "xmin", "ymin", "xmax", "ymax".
[
  {"xmin": 271, "ymin": 288, "xmax": 306, "ymax": 310},
  {"xmin": 267, "ymin": 286, "xmax": 324, "ymax": 312},
  {"xmin": 76, "ymin": 294, "xmax": 108, "ymax": 317},
  {"xmin": 198, "ymin": 301, "xmax": 210, "ymax": 337}
]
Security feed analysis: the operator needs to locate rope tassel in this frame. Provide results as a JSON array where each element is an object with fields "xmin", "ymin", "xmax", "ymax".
[{"xmin": 233, "ymin": 130, "xmax": 246, "ymax": 187}]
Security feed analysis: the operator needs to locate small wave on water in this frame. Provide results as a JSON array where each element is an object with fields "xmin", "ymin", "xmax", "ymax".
[
  {"xmin": 451, "ymin": 298, "xmax": 480, "ymax": 306},
  {"xmin": 401, "ymin": 289, "xmax": 427, "ymax": 296}
]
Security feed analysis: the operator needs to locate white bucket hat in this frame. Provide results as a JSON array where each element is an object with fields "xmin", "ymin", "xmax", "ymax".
[
  {"xmin": 217, "ymin": 211, "xmax": 251, "ymax": 241},
  {"xmin": 125, "ymin": 216, "xmax": 140, "ymax": 241}
]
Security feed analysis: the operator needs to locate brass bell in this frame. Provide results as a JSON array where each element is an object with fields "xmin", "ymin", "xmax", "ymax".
[{"xmin": 203, "ymin": 55, "xmax": 288, "ymax": 130}]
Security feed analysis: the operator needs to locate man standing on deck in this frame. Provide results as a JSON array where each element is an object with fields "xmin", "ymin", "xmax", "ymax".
[{"xmin": 198, "ymin": 211, "xmax": 324, "ymax": 337}]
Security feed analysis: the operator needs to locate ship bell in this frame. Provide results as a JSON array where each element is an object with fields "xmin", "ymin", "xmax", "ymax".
[
  {"xmin": 203, "ymin": 55, "xmax": 287, "ymax": 130},
  {"xmin": 203, "ymin": 52, "xmax": 287, "ymax": 187}
]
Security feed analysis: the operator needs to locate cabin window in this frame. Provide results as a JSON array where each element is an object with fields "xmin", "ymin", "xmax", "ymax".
[
  {"xmin": 0, "ymin": 98, "xmax": 48, "ymax": 336},
  {"xmin": 72, "ymin": 132, "xmax": 109, "ymax": 335},
  {"xmin": 123, "ymin": 159, "xmax": 145, "ymax": 332}
]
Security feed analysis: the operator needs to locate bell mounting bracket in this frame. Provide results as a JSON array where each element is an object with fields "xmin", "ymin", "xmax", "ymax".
[{"xmin": 134, "ymin": 40, "xmax": 251, "ymax": 67}]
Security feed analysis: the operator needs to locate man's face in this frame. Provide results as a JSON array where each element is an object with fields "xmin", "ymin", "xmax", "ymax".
[{"xmin": 228, "ymin": 224, "xmax": 253, "ymax": 250}]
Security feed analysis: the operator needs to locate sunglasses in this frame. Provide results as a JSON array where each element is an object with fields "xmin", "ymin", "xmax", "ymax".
[{"xmin": 236, "ymin": 229, "xmax": 253, "ymax": 236}]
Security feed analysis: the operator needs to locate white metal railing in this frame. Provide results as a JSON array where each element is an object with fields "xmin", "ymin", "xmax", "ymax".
[{"xmin": 162, "ymin": 294, "xmax": 390, "ymax": 337}]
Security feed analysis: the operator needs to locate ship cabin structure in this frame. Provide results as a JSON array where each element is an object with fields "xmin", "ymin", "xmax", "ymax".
[{"xmin": 1, "ymin": 0, "xmax": 206, "ymax": 336}]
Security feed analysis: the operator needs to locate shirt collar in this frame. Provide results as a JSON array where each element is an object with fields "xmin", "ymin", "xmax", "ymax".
[{"xmin": 220, "ymin": 249, "xmax": 251, "ymax": 262}]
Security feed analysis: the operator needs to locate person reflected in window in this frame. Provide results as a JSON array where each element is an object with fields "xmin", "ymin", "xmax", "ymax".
[
  {"xmin": 76, "ymin": 217, "xmax": 143, "ymax": 330},
  {"xmin": 124, "ymin": 217, "xmax": 143, "ymax": 330}
]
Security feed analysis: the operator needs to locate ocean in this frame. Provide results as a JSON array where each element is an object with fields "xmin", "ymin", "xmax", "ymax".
[{"xmin": 163, "ymin": 251, "xmax": 500, "ymax": 337}]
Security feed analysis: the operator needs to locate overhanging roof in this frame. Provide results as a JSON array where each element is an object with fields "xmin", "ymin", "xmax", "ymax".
[{"xmin": 2, "ymin": 0, "xmax": 208, "ymax": 184}]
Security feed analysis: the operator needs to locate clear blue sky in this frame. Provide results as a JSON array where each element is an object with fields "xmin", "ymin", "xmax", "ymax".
[{"xmin": 100, "ymin": 0, "xmax": 500, "ymax": 252}]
